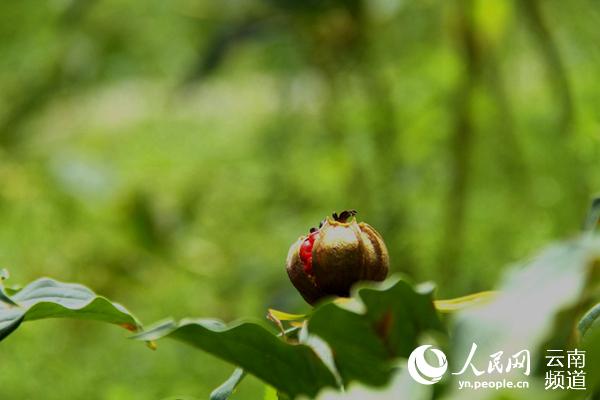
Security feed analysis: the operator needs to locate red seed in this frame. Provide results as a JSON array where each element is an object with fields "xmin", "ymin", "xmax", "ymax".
[
  {"xmin": 303, "ymin": 256, "xmax": 313, "ymax": 275},
  {"xmin": 299, "ymin": 231, "xmax": 319, "ymax": 275}
]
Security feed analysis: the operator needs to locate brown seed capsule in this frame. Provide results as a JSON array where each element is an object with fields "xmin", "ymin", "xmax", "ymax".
[{"xmin": 286, "ymin": 210, "xmax": 389, "ymax": 305}]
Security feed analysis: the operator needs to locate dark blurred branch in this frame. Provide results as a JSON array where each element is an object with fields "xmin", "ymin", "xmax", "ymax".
[
  {"xmin": 361, "ymin": 69, "xmax": 415, "ymax": 273},
  {"xmin": 437, "ymin": 0, "xmax": 480, "ymax": 286},
  {"xmin": 0, "ymin": 65, "xmax": 63, "ymax": 149},
  {"xmin": 484, "ymin": 51, "xmax": 529, "ymax": 187},
  {"xmin": 519, "ymin": 0, "xmax": 590, "ymax": 232},
  {"xmin": 181, "ymin": 16, "xmax": 271, "ymax": 86},
  {"xmin": 519, "ymin": 0, "xmax": 573, "ymax": 134},
  {"xmin": 0, "ymin": 0, "xmax": 97, "ymax": 150}
]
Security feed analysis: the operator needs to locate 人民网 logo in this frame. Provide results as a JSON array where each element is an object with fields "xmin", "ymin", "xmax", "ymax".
[{"xmin": 407, "ymin": 345, "xmax": 448, "ymax": 385}]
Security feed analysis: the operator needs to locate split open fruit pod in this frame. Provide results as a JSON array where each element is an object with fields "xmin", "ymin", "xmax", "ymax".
[{"xmin": 286, "ymin": 210, "xmax": 389, "ymax": 305}]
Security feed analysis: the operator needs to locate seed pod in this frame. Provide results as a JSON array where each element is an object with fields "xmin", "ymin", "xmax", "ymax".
[{"xmin": 286, "ymin": 210, "xmax": 389, "ymax": 305}]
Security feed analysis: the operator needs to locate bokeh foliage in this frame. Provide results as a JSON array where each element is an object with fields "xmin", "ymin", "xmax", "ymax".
[{"xmin": 0, "ymin": 0, "xmax": 599, "ymax": 398}]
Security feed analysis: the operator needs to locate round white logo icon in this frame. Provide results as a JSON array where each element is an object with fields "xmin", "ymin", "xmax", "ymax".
[{"xmin": 407, "ymin": 345, "xmax": 448, "ymax": 385}]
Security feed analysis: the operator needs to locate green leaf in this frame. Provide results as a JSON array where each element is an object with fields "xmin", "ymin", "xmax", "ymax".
[
  {"xmin": 308, "ymin": 302, "xmax": 391, "ymax": 387},
  {"xmin": 133, "ymin": 318, "xmax": 339, "ymax": 398},
  {"xmin": 298, "ymin": 322, "xmax": 343, "ymax": 388},
  {"xmin": 453, "ymin": 238, "xmax": 598, "ymax": 350},
  {"xmin": 210, "ymin": 368, "xmax": 246, "ymax": 400},
  {"xmin": 444, "ymin": 237, "xmax": 600, "ymax": 398},
  {"xmin": 263, "ymin": 385, "xmax": 278, "ymax": 400},
  {"xmin": 0, "ymin": 277, "xmax": 142, "ymax": 342},
  {"xmin": 267, "ymin": 309, "xmax": 306, "ymax": 321},
  {"xmin": 578, "ymin": 302, "xmax": 600, "ymax": 338},
  {"xmin": 208, "ymin": 327, "xmax": 301, "ymax": 400},
  {"xmin": 135, "ymin": 277, "xmax": 443, "ymax": 397},
  {"xmin": 0, "ymin": 285, "xmax": 19, "ymax": 307},
  {"xmin": 434, "ymin": 291, "xmax": 497, "ymax": 313},
  {"xmin": 0, "ymin": 308, "xmax": 24, "ymax": 341},
  {"xmin": 581, "ymin": 318, "xmax": 600, "ymax": 394},
  {"xmin": 307, "ymin": 278, "xmax": 444, "ymax": 388}
]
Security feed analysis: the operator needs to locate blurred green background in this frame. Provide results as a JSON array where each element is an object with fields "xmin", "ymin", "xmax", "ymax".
[{"xmin": 1, "ymin": 0, "xmax": 599, "ymax": 398}]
